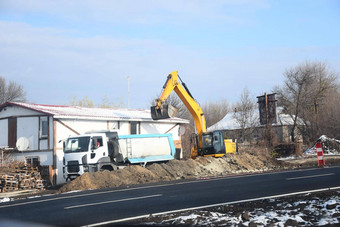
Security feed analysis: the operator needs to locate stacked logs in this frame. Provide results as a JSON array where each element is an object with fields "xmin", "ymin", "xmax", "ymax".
[{"xmin": 0, "ymin": 164, "xmax": 46, "ymax": 193}]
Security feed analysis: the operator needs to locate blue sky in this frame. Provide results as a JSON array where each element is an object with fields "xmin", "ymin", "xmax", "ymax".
[{"xmin": 0, "ymin": 0, "xmax": 339, "ymax": 109}]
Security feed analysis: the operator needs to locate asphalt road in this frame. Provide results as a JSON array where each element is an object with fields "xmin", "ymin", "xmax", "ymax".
[{"xmin": 0, "ymin": 166, "xmax": 340, "ymax": 226}]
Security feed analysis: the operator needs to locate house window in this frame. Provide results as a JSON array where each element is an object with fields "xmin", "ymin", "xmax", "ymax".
[
  {"xmin": 25, "ymin": 156, "xmax": 40, "ymax": 168},
  {"xmin": 40, "ymin": 117, "xmax": 48, "ymax": 138},
  {"xmin": 130, "ymin": 122, "xmax": 140, "ymax": 134}
]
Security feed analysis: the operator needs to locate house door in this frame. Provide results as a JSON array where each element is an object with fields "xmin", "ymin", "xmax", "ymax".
[{"xmin": 8, "ymin": 117, "xmax": 17, "ymax": 148}]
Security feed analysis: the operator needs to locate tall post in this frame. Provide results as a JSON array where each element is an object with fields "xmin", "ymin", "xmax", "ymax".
[
  {"xmin": 265, "ymin": 93, "xmax": 268, "ymax": 127},
  {"xmin": 1, "ymin": 149, "xmax": 3, "ymax": 167},
  {"xmin": 265, "ymin": 93, "xmax": 272, "ymax": 147},
  {"xmin": 52, "ymin": 120, "xmax": 57, "ymax": 185}
]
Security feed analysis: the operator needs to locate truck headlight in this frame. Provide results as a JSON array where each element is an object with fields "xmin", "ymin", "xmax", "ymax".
[{"xmin": 83, "ymin": 166, "xmax": 89, "ymax": 172}]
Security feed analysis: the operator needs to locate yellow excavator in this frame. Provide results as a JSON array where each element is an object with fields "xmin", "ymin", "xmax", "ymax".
[{"xmin": 151, "ymin": 71, "xmax": 237, "ymax": 158}]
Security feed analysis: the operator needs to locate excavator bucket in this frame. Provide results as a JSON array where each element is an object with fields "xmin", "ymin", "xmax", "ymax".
[{"xmin": 151, "ymin": 104, "xmax": 178, "ymax": 120}]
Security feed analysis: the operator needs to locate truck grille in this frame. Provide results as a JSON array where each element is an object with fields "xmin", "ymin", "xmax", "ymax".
[{"xmin": 67, "ymin": 161, "xmax": 80, "ymax": 173}]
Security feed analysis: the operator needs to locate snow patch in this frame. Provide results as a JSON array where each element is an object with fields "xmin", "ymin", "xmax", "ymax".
[
  {"xmin": 304, "ymin": 135, "xmax": 340, "ymax": 155},
  {"xmin": 140, "ymin": 191, "xmax": 340, "ymax": 226},
  {"xmin": 0, "ymin": 197, "xmax": 11, "ymax": 203}
]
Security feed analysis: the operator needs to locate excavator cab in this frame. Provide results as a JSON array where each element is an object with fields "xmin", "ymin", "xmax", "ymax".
[
  {"xmin": 151, "ymin": 104, "xmax": 178, "ymax": 120},
  {"xmin": 201, "ymin": 131, "xmax": 226, "ymax": 157}
]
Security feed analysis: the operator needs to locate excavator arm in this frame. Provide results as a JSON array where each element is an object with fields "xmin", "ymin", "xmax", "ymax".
[{"xmin": 151, "ymin": 71, "xmax": 207, "ymax": 157}]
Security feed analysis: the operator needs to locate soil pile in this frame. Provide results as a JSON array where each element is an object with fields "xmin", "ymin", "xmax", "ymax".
[{"xmin": 58, "ymin": 149, "xmax": 286, "ymax": 193}]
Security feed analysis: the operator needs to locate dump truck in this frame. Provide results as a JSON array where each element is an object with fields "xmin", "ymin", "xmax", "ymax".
[
  {"xmin": 151, "ymin": 70, "xmax": 237, "ymax": 158},
  {"xmin": 63, "ymin": 131, "xmax": 176, "ymax": 180}
]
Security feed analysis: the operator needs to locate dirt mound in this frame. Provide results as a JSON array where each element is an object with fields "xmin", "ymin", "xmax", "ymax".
[{"xmin": 58, "ymin": 149, "xmax": 285, "ymax": 193}]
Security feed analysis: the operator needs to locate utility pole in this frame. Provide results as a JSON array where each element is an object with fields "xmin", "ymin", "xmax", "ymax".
[{"xmin": 265, "ymin": 93, "xmax": 272, "ymax": 147}]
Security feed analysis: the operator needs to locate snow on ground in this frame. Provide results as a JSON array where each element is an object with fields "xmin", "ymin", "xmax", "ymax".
[
  {"xmin": 61, "ymin": 190, "xmax": 83, "ymax": 194},
  {"xmin": 135, "ymin": 190, "xmax": 340, "ymax": 226},
  {"xmin": 304, "ymin": 135, "xmax": 340, "ymax": 156},
  {"xmin": 0, "ymin": 197, "xmax": 11, "ymax": 203},
  {"xmin": 277, "ymin": 156, "xmax": 299, "ymax": 161}
]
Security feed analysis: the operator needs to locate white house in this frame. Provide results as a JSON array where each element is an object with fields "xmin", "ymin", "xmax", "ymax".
[
  {"xmin": 0, "ymin": 102, "xmax": 188, "ymax": 184},
  {"xmin": 208, "ymin": 107, "xmax": 304, "ymax": 144}
]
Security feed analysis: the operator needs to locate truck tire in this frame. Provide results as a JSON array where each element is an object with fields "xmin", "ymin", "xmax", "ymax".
[{"xmin": 100, "ymin": 165, "xmax": 114, "ymax": 171}]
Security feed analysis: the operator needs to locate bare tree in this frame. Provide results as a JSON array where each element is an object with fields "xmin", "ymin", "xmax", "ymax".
[
  {"xmin": 202, "ymin": 99, "xmax": 230, "ymax": 128},
  {"xmin": 274, "ymin": 61, "xmax": 338, "ymax": 143},
  {"xmin": 70, "ymin": 95, "xmax": 126, "ymax": 108},
  {"xmin": 232, "ymin": 88, "xmax": 257, "ymax": 143},
  {"xmin": 151, "ymin": 92, "xmax": 230, "ymax": 128},
  {"xmin": 0, "ymin": 76, "xmax": 26, "ymax": 104},
  {"xmin": 99, "ymin": 95, "xmax": 125, "ymax": 108},
  {"xmin": 318, "ymin": 87, "xmax": 340, "ymax": 139},
  {"xmin": 69, "ymin": 96, "xmax": 94, "ymax": 107},
  {"xmin": 150, "ymin": 93, "xmax": 189, "ymax": 119}
]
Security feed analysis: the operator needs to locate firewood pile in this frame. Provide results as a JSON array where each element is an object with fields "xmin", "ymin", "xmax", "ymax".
[{"xmin": 0, "ymin": 163, "xmax": 46, "ymax": 193}]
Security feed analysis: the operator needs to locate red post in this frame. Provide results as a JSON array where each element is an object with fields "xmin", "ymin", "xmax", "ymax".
[{"xmin": 315, "ymin": 142, "xmax": 325, "ymax": 166}]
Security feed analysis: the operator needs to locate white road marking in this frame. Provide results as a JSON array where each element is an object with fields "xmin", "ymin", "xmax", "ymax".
[
  {"xmin": 0, "ymin": 166, "xmax": 338, "ymax": 209},
  {"xmin": 84, "ymin": 186, "xmax": 340, "ymax": 227},
  {"xmin": 64, "ymin": 194, "xmax": 162, "ymax": 210},
  {"xmin": 286, "ymin": 173, "xmax": 334, "ymax": 180}
]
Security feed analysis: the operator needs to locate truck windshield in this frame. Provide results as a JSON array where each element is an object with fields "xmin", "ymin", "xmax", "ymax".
[{"xmin": 64, "ymin": 136, "xmax": 90, "ymax": 153}]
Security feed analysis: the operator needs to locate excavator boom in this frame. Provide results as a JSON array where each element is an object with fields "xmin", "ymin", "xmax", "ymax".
[
  {"xmin": 151, "ymin": 71, "xmax": 206, "ymax": 157},
  {"xmin": 151, "ymin": 71, "xmax": 237, "ymax": 158}
]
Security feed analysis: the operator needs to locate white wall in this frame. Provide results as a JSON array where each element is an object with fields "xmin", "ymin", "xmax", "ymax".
[
  {"xmin": 56, "ymin": 149, "xmax": 64, "ymax": 184},
  {"xmin": 17, "ymin": 117, "xmax": 38, "ymax": 150},
  {"xmin": 108, "ymin": 121, "xmax": 119, "ymax": 131},
  {"xmin": 9, "ymin": 151, "xmax": 53, "ymax": 166},
  {"xmin": 118, "ymin": 122, "xmax": 131, "ymax": 134},
  {"xmin": 0, "ymin": 106, "xmax": 56, "ymax": 181},
  {"xmin": 0, "ymin": 119, "xmax": 8, "ymax": 147},
  {"xmin": 141, "ymin": 122, "xmax": 180, "ymax": 140},
  {"xmin": 0, "ymin": 105, "xmax": 42, "ymax": 118},
  {"xmin": 16, "ymin": 116, "xmax": 54, "ymax": 151},
  {"xmin": 0, "ymin": 105, "xmax": 53, "ymax": 151}
]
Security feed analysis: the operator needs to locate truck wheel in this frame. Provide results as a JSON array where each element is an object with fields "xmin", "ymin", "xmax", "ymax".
[{"xmin": 100, "ymin": 165, "xmax": 114, "ymax": 171}]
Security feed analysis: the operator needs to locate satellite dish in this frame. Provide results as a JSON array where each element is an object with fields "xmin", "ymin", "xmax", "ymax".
[
  {"xmin": 16, "ymin": 137, "xmax": 30, "ymax": 151},
  {"xmin": 179, "ymin": 125, "xmax": 186, "ymax": 135}
]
